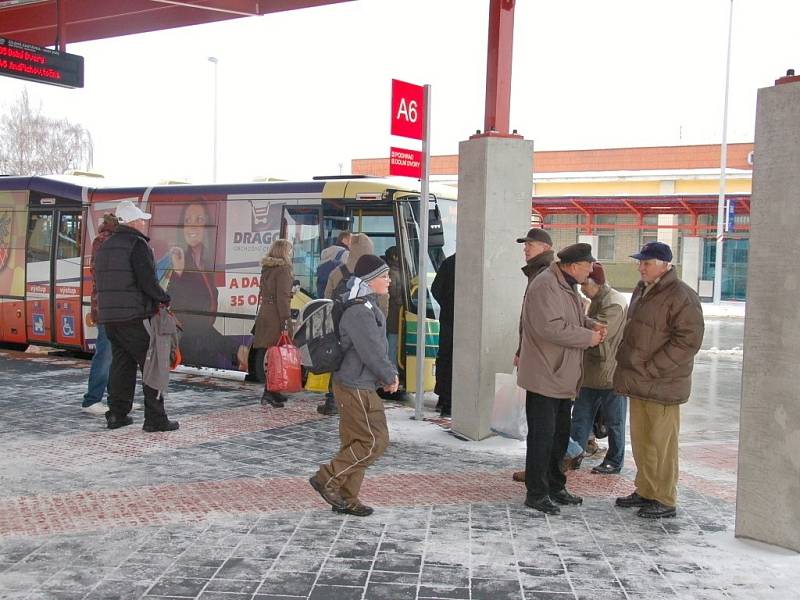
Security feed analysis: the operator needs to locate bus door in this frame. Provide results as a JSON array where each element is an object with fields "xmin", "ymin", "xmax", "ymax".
[
  {"xmin": 393, "ymin": 196, "xmax": 443, "ymax": 392},
  {"xmin": 25, "ymin": 201, "xmax": 83, "ymax": 348}
]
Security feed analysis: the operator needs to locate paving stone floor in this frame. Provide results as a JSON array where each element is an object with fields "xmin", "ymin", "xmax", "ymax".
[{"xmin": 0, "ymin": 331, "xmax": 796, "ymax": 600}]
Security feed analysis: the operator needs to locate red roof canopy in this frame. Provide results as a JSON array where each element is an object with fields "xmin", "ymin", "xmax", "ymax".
[{"xmin": 0, "ymin": 0, "xmax": 354, "ymax": 48}]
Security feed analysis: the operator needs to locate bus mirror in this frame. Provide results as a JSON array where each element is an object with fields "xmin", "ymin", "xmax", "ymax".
[{"xmin": 428, "ymin": 204, "xmax": 444, "ymax": 248}]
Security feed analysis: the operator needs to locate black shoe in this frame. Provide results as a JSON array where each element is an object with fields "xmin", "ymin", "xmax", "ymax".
[
  {"xmin": 309, "ymin": 475, "xmax": 346, "ymax": 510},
  {"xmin": 551, "ymin": 488, "xmax": 583, "ymax": 505},
  {"xmin": 615, "ymin": 491, "xmax": 654, "ymax": 508},
  {"xmin": 316, "ymin": 396, "xmax": 337, "ymax": 415},
  {"xmin": 524, "ymin": 496, "xmax": 561, "ymax": 515},
  {"xmin": 261, "ymin": 391, "xmax": 285, "ymax": 408},
  {"xmin": 332, "ymin": 502, "xmax": 374, "ymax": 517},
  {"xmin": 106, "ymin": 412, "xmax": 133, "ymax": 430},
  {"xmin": 637, "ymin": 501, "xmax": 677, "ymax": 519},
  {"xmin": 591, "ymin": 462, "xmax": 621, "ymax": 475},
  {"xmin": 142, "ymin": 420, "xmax": 179, "ymax": 432}
]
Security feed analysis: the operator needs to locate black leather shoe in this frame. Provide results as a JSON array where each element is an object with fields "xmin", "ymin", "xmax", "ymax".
[
  {"xmin": 615, "ymin": 491, "xmax": 654, "ymax": 508},
  {"xmin": 637, "ymin": 501, "xmax": 676, "ymax": 519},
  {"xmin": 261, "ymin": 391, "xmax": 285, "ymax": 408},
  {"xmin": 332, "ymin": 502, "xmax": 374, "ymax": 517},
  {"xmin": 106, "ymin": 413, "xmax": 133, "ymax": 430},
  {"xmin": 551, "ymin": 488, "xmax": 583, "ymax": 505},
  {"xmin": 591, "ymin": 462, "xmax": 621, "ymax": 475},
  {"xmin": 524, "ymin": 496, "xmax": 561, "ymax": 515},
  {"xmin": 142, "ymin": 420, "xmax": 179, "ymax": 432}
]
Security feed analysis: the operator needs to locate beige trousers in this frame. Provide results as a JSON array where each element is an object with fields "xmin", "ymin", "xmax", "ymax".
[
  {"xmin": 317, "ymin": 381, "xmax": 389, "ymax": 506},
  {"xmin": 629, "ymin": 397, "xmax": 681, "ymax": 507}
]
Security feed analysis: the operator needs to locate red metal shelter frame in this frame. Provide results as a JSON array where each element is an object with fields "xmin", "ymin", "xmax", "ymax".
[{"xmin": 534, "ymin": 194, "xmax": 752, "ymax": 235}]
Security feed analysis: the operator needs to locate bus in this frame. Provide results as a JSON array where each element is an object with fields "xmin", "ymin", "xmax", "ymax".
[{"xmin": 0, "ymin": 174, "xmax": 458, "ymax": 391}]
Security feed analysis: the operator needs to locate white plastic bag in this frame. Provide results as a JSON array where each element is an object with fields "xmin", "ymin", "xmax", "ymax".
[{"xmin": 490, "ymin": 370, "xmax": 528, "ymax": 440}]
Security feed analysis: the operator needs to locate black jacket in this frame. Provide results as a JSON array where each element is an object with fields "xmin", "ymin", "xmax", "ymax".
[
  {"xmin": 94, "ymin": 225, "xmax": 170, "ymax": 323},
  {"xmin": 431, "ymin": 253, "xmax": 456, "ymax": 328}
]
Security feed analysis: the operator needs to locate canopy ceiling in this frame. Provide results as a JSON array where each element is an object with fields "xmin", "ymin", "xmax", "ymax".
[{"xmin": 0, "ymin": 0, "xmax": 354, "ymax": 48}]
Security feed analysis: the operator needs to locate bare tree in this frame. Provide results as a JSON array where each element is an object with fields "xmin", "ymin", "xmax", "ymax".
[{"xmin": 0, "ymin": 89, "xmax": 93, "ymax": 176}]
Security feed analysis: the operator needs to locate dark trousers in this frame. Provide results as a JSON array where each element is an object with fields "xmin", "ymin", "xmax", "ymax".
[
  {"xmin": 105, "ymin": 320, "xmax": 168, "ymax": 425},
  {"xmin": 525, "ymin": 391, "xmax": 572, "ymax": 499},
  {"xmin": 434, "ymin": 324, "xmax": 453, "ymax": 412}
]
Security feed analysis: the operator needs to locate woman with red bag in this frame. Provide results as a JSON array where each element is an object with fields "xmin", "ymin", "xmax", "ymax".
[{"xmin": 252, "ymin": 239, "xmax": 295, "ymax": 407}]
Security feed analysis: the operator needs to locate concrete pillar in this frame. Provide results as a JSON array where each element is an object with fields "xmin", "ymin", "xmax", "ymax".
[
  {"xmin": 451, "ymin": 136, "xmax": 533, "ymax": 441},
  {"xmin": 736, "ymin": 79, "xmax": 800, "ymax": 552},
  {"xmin": 680, "ymin": 236, "xmax": 703, "ymax": 292}
]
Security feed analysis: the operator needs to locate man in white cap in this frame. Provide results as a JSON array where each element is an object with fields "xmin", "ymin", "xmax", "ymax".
[{"xmin": 94, "ymin": 200, "xmax": 177, "ymax": 432}]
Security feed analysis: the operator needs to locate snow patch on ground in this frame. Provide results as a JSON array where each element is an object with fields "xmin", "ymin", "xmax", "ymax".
[{"xmin": 621, "ymin": 292, "xmax": 745, "ymax": 318}]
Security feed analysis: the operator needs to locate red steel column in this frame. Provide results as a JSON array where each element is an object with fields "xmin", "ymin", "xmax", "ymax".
[{"xmin": 480, "ymin": 0, "xmax": 518, "ymax": 137}]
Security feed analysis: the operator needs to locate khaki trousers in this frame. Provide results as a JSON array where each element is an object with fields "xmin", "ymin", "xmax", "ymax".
[
  {"xmin": 317, "ymin": 381, "xmax": 389, "ymax": 505},
  {"xmin": 629, "ymin": 397, "xmax": 680, "ymax": 507}
]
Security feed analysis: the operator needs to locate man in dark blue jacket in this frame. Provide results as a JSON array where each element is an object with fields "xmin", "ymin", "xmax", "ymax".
[{"xmin": 94, "ymin": 200, "xmax": 177, "ymax": 432}]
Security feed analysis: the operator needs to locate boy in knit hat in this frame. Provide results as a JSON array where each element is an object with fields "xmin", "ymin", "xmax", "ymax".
[{"xmin": 309, "ymin": 254, "xmax": 398, "ymax": 516}]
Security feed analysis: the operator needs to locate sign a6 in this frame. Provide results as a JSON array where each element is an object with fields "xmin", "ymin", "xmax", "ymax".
[{"xmin": 391, "ymin": 79, "xmax": 424, "ymax": 140}]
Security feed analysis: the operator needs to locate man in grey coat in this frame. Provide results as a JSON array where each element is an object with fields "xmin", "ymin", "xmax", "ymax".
[{"xmin": 518, "ymin": 243, "xmax": 605, "ymax": 515}]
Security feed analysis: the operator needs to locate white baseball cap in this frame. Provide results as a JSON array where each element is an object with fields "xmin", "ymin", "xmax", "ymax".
[{"xmin": 115, "ymin": 200, "xmax": 151, "ymax": 224}]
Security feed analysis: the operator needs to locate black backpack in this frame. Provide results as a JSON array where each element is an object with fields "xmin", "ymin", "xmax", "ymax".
[{"xmin": 294, "ymin": 294, "xmax": 366, "ymax": 374}]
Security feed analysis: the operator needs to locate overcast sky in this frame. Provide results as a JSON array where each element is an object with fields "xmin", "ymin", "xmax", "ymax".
[{"xmin": 1, "ymin": 0, "xmax": 798, "ymax": 183}]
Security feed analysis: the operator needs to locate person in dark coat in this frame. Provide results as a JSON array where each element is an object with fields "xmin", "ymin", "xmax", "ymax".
[
  {"xmin": 252, "ymin": 239, "xmax": 294, "ymax": 407},
  {"xmin": 431, "ymin": 252, "xmax": 455, "ymax": 417},
  {"xmin": 94, "ymin": 200, "xmax": 178, "ymax": 432}
]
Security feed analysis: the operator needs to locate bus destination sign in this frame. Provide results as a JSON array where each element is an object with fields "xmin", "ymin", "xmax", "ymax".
[{"xmin": 0, "ymin": 37, "xmax": 84, "ymax": 89}]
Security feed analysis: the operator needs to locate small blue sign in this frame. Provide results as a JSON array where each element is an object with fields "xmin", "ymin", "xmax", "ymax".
[
  {"xmin": 61, "ymin": 315, "xmax": 75, "ymax": 337},
  {"xmin": 725, "ymin": 199, "xmax": 736, "ymax": 232},
  {"xmin": 32, "ymin": 313, "xmax": 45, "ymax": 335}
]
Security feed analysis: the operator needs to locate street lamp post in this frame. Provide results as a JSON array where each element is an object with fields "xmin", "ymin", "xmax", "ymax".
[
  {"xmin": 208, "ymin": 56, "xmax": 218, "ymax": 183},
  {"xmin": 713, "ymin": 0, "xmax": 734, "ymax": 304}
]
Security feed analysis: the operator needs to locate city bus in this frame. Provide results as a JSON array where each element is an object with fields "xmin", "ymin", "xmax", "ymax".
[{"xmin": 0, "ymin": 174, "xmax": 457, "ymax": 391}]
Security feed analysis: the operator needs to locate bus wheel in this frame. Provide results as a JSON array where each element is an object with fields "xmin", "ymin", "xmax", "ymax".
[{"xmin": 248, "ymin": 347, "xmax": 266, "ymax": 383}]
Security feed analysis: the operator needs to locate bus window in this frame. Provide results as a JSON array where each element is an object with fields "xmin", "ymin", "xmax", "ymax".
[
  {"xmin": 284, "ymin": 206, "xmax": 321, "ymax": 295},
  {"xmin": 351, "ymin": 210, "xmax": 395, "ymax": 259},
  {"xmin": 27, "ymin": 213, "xmax": 53, "ymax": 263},
  {"xmin": 56, "ymin": 213, "xmax": 81, "ymax": 260}
]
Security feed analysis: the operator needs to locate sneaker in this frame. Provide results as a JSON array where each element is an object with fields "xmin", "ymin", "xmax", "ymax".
[
  {"xmin": 82, "ymin": 402, "xmax": 107, "ymax": 416},
  {"xmin": 591, "ymin": 462, "xmax": 621, "ymax": 475},
  {"xmin": 332, "ymin": 502, "xmax": 374, "ymax": 517},
  {"xmin": 142, "ymin": 420, "xmax": 180, "ymax": 433},
  {"xmin": 309, "ymin": 474, "xmax": 346, "ymax": 510}
]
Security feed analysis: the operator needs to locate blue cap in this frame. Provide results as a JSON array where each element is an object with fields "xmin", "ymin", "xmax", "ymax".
[{"xmin": 631, "ymin": 241, "xmax": 673, "ymax": 262}]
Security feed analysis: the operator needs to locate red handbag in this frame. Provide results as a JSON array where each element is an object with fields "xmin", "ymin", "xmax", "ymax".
[{"xmin": 266, "ymin": 331, "xmax": 303, "ymax": 393}]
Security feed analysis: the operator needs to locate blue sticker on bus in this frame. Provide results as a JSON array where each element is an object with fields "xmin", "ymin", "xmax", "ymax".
[
  {"xmin": 61, "ymin": 315, "xmax": 75, "ymax": 337},
  {"xmin": 33, "ymin": 314, "xmax": 45, "ymax": 335}
]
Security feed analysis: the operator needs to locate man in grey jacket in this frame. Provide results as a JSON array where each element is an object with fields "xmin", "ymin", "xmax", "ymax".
[
  {"xmin": 310, "ymin": 254, "xmax": 398, "ymax": 517},
  {"xmin": 518, "ymin": 243, "xmax": 604, "ymax": 515}
]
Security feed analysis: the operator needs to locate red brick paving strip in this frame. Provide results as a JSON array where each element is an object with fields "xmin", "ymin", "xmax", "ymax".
[
  {"xmin": 0, "ymin": 469, "xmax": 679, "ymax": 539},
  {"xmin": 3, "ymin": 404, "xmax": 326, "ymax": 471}
]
